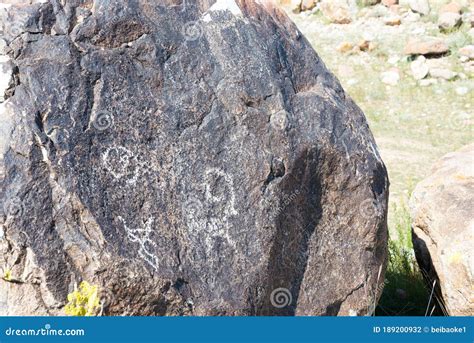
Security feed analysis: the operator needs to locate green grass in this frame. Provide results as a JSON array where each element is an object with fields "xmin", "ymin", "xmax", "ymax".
[{"xmin": 375, "ymin": 200, "xmax": 431, "ymax": 316}]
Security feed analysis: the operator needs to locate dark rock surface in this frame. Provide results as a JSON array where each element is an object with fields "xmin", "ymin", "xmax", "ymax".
[{"xmin": 0, "ymin": 0, "xmax": 389, "ymax": 316}]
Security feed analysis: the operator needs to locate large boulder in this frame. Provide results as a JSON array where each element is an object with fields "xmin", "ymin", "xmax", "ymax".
[
  {"xmin": 411, "ymin": 144, "xmax": 474, "ymax": 316},
  {"xmin": 0, "ymin": 0, "xmax": 389, "ymax": 316}
]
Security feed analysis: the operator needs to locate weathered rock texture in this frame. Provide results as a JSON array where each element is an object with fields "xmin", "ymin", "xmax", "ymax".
[
  {"xmin": 0, "ymin": 0, "xmax": 389, "ymax": 316},
  {"xmin": 411, "ymin": 144, "xmax": 474, "ymax": 316}
]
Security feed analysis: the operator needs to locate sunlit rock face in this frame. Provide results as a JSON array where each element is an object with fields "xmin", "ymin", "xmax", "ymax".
[
  {"xmin": 0, "ymin": 0, "xmax": 388, "ymax": 316},
  {"xmin": 411, "ymin": 144, "xmax": 474, "ymax": 316}
]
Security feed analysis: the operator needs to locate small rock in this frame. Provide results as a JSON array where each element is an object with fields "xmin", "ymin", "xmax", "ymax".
[
  {"xmin": 455, "ymin": 86, "xmax": 469, "ymax": 95},
  {"xmin": 429, "ymin": 68, "xmax": 458, "ymax": 80},
  {"xmin": 337, "ymin": 41, "xmax": 354, "ymax": 53},
  {"xmin": 381, "ymin": 69, "xmax": 400, "ymax": 85},
  {"xmin": 425, "ymin": 57, "xmax": 451, "ymax": 69},
  {"xmin": 389, "ymin": 4, "xmax": 402, "ymax": 14},
  {"xmin": 301, "ymin": 0, "xmax": 318, "ymax": 11},
  {"xmin": 388, "ymin": 55, "xmax": 400, "ymax": 65},
  {"xmin": 438, "ymin": 12, "xmax": 462, "ymax": 31},
  {"xmin": 408, "ymin": 0, "xmax": 430, "ymax": 16},
  {"xmin": 440, "ymin": 1, "xmax": 462, "ymax": 14},
  {"xmin": 351, "ymin": 46, "xmax": 362, "ymax": 54},
  {"xmin": 402, "ymin": 10, "xmax": 421, "ymax": 22},
  {"xmin": 363, "ymin": 4, "xmax": 391, "ymax": 18},
  {"xmin": 320, "ymin": 0, "xmax": 352, "ymax": 24},
  {"xmin": 358, "ymin": 0, "xmax": 381, "ymax": 6},
  {"xmin": 410, "ymin": 55, "xmax": 429, "ymax": 80},
  {"xmin": 286, "ymin": 0, "xmax": 303, "ymax": 13},
  {"xmin": 463, "ymin": 12, "xmax": 474, "ymax": 27},
  {"xmin": 358, "ymin": 39, "xmax": 370, "ymax": 52},
  {"xmin": 462, "ymin": 60, "xmax": 474, "ymax": 75},
  {"xmin": 459, "ymin": 45, "xmax": 474, "ymax": 60},
  {"xmin": 404, "ymin": 37, "xmax": 449, "ymax": 56},
  {"xmin": 368, "ymin": 41, "xmax": 377, "ymax": 52},
  {"xmin": 411, "ymin": 26, "xmax": 426, "ymax": 35},
  {"xmin": 382, "ymin": 0, "xmax": 398, "ymax": 6},
  {"xmin": 384, "ymin": 15, "xmax": 402, "ymax": 25}
]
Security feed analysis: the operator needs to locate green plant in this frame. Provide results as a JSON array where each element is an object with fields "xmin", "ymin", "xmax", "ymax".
[
  {"xmin": 376, "ymin": 200, "xmax": 431, "ymax": 316},
  {"xmin": 3, "ymin": 269, "xmax": 12, "ymax": 282},
  {"xmin": 65, "ymin": 281, "xmax": 100, "ymax": 316}
]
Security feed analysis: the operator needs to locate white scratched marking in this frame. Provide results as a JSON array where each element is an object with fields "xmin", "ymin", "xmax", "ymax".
[
  {"xmin": 184, "ymin": 168, "xmax": 239, "ymax": 252},
  {"xmin": 204, "ymin": 168, "xmax": 238, "ymax": 216},
  {"xmin": 209, "ymin": 0, "xmax": 242, "ymax": 15},
  {"xmin": 118, "ymin": 216, "xmax": 159, "ymax": 271},
  {"xmin": 203, "ymin": 0, "xmax": 242, "ymax": 22},
  {"xmin": 102, "ymin": 146, "xmax": 142, "ymax": 185}
]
